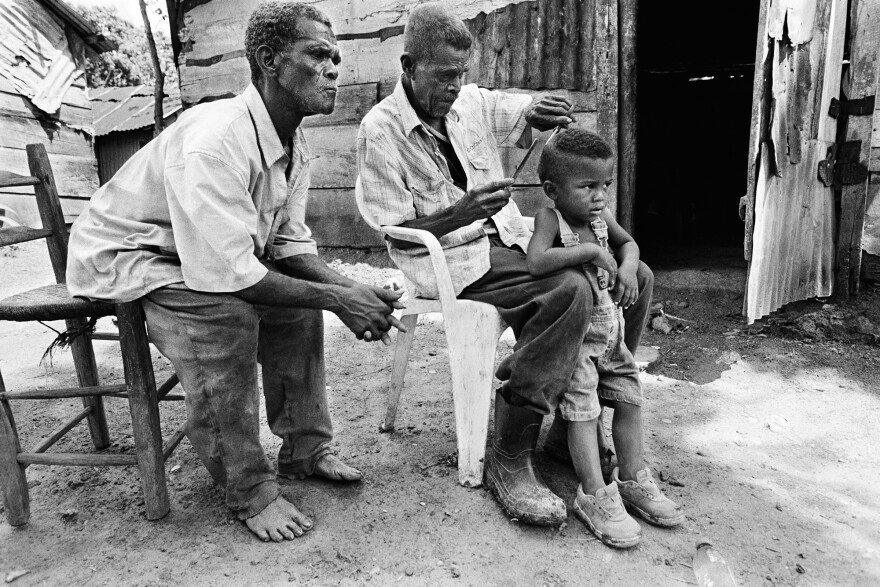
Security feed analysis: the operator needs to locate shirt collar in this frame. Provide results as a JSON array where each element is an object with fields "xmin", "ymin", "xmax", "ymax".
[
  {"xmin": 242, "ymin": 84, "xmax": 313, "ymax": 165},
  {"xmin": 392, "ymin": 75, "xmax": 460, "ymax": 138}
]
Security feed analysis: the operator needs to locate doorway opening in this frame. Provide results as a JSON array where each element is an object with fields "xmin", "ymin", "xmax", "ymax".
[{"xmin": 634, "ymin": 2, "xmax": 760, "ymax": 269}]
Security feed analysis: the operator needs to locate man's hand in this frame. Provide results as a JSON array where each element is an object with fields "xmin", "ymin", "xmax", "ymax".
[
  {"xmin": 452, "ymin": 178, "xmax": 514, "ymax": 225},
  {"xmin": 336, "ymin": 285, "xmax": 407, "ymax": 345},
  {"xmin": 612, "ymin": 263, "xmax": 639, "ymax": 309},
  {"xmin": 525, "ymin": 95, "xmax": 575, "ymax": 132}
]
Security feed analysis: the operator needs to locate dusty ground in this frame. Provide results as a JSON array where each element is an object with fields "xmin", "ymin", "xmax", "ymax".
[{"xmin": 1, "ymin": 241, "xmax": 879, "ymax": 586}]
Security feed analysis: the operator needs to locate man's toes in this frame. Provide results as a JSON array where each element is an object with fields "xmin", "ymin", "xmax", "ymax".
[
  {"xmin": 279, "ymin": 526, "xmax": 297, "ymax": 540},
  {"xmin": 286, "ymin": 521, "xmax": 304, "ymax": 537},
  {"xmin": 268, "ymin": 528, "xmax": 285, "ymax": 542}
]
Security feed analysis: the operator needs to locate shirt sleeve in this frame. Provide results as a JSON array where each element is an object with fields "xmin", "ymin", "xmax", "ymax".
[
  {"xmin": 164, "ymin": 152, "xmax": 268, "ymax": 292},
  {"xmin": 268, "ymin": 164, "xmax": 318, "ymax": 259},
  {"xmin": 356, "ymin": 126, "xmax": 417, "ymax": 227},
  {"xmin": 477, "ymin": 88, "xmax": 532, "ymax": 148}
]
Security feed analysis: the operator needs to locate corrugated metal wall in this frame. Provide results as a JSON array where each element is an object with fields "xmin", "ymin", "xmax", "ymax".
[
  {"xmin": 466, "ymin": 0, "xmax": 595, "ymax": 91},
  {"xmin": 96, "ymin": 130, "xmax": 152, "ymax": 185}
]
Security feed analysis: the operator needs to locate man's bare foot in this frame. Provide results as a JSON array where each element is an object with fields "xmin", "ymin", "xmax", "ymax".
[
  {"xmin": 245, "ymin": 495, "xmax": 313, "ymax": 542},
  {"xmin": 312, "ymin": 454, "xmax": 363, "ymax": 482}
]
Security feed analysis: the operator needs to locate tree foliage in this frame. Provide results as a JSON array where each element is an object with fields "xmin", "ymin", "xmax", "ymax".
[{"xmin": 74, "ymin": 3, "xmax": 178, "ymax": 92}]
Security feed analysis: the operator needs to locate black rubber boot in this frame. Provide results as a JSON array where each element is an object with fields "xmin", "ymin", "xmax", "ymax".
[
  {"xmin": 484, "ymin": 397, "xmax": 566, "ymax": 526},
  {"xmin": 544, "ymin": 413, "xmax": 616, "ymax": 484}
]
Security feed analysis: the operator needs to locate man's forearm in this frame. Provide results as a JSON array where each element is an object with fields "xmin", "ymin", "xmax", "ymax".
[
  {"xmin": 233, "ymin": 270, "xmax": 345, "ymax": 310},
  {"xmin": 387, "ymin": 203, "xmax": 473, "ymax": 250},
  {"xmin": 274, "ymin": 253, "xmax": 356, "ymax": 287}
]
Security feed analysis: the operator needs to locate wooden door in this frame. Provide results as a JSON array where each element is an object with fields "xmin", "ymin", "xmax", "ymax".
[{"xmin": 742, "ymin": 0, "xmax": 847, "ymax": 322}]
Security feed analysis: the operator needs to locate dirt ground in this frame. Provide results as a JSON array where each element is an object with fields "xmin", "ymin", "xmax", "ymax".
[{"xmin": 2, "ymin": 240, "xmax": 880, "ymax": 586}]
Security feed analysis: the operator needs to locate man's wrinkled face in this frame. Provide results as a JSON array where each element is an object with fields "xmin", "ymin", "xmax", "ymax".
[
  {"xmin": 408, "ymin": 44, "xmax": 470, "ymax": 119},
  {"xmin": 275, "ymin": 19, "xmax": 340, "ymax": 116}
]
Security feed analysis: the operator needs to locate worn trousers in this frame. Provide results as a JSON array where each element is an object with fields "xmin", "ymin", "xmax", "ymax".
[
  {"xmin": 142, "ymin": 282, "xmax": 332, "ymax": 519},
  {"xmin": 460, "ymin": 243, "xmax": 591, "ymax": 414}
]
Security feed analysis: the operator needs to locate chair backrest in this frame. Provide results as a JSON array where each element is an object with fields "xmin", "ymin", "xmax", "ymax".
[{"xmin": 0, "ymin": 144, "xmax": 68, "ymax": 284}]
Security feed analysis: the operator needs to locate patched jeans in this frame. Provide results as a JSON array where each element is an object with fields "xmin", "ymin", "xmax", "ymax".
[
  {"xmin": 142, "ymin": 282, "xmax": 332, "ymax": 520},
  {"xmin": 561, "ymin": 303, "xmax": 642, "ymax": 422}
]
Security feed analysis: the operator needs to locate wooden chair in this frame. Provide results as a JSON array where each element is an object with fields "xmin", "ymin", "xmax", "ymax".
[
  {"xmin": 0, "ymin": 144, "xmax": 183, "ymax": 527},
  {"xmin": 356, "ymin": 179, "xmax": 530, "ymax": 488}
]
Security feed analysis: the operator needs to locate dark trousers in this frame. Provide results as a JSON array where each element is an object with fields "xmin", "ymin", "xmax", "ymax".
[{"xmin": 459, "ymin": 242, "xmax": 654, "ymax": 414}]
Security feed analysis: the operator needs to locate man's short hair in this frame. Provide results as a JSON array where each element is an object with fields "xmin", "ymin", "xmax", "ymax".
[
  {"xmin": 404, "ymin": 2, "xmax": 472, "ymax": 63},
  {"xmin": 245, "ymin": 2, "xmax": 332, "ymax": 84},
  {"xmin": 537, "ymin": 128, "xmax": 615, "ymax": 183}
]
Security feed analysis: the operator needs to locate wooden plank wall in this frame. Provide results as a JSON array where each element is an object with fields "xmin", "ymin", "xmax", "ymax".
[
  {"xmin": 0, "ymin": 5, "xmax": 97, "ymax": 226},
  {"xmin": 178, "ymin": 0, "xmax": 611, "ymax": 248}
]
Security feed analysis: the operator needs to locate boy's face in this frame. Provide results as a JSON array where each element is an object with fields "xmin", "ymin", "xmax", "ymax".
[{"xmin": 547, "ymin": 156, "xmax": 615, "ymax": 222}]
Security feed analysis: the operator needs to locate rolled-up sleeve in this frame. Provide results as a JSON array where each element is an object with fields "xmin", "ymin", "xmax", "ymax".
[
  {"xmin": 269, "ymin": 172, "xmax": 318, "ymax": 259},
  {"xmin": 356, "ymin": 129, "xmax": 416, "ymax": 227},
  {"xmin": 478, "ymin": 88, "xmax": 532, "ymax": 148},
  {"xmin": 164, "ymin": 152, "xmax": 268, "ymax": 292}
]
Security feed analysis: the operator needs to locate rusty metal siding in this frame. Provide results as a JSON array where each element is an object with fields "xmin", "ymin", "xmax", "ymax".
[
  {"xmin": 466, "ymin": 0, "xmax": 595, "ymax": 91},
  {"xmin": 96, "ymin": 130, "xmax": 151, "ymax": 185}
]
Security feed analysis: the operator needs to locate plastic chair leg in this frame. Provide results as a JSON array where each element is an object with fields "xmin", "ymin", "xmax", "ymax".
[
  {"xmin": 0, "ymin": 371, "xmax": 29, "ymax": 526},
  {"xmin": 445, "ymin": 301, "xmax": 505, "ymax": 488},
  {"xmin": 381, "ymin": 312, "xmax": 419, "ymax": 432},
  {"xmin": 67, "ymin": 317, "xmax": 110, "ymax": 450},
  {"xmin": 116, "ymin": 302, "xmax": 169, "ymax": 521}
]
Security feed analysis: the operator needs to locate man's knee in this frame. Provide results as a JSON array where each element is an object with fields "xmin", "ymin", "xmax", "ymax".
[
  {"xmin": 636, "ymin": 261, "xmax": 654, "ymax": 295},
  {"xmin": 553, "ymin": 268, "xmax": 592, "ymax": 306}
]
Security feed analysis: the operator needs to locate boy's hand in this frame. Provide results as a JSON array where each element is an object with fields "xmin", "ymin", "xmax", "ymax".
[
  {"xmin": 591, "ymin": 249, "xmax": 618, "ymax": 289},
  {"xmin": 612, "ymin": 264, "xmax": 639, "ymax": 309}
]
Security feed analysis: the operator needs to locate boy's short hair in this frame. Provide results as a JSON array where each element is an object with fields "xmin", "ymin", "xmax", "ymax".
[
  {"xmin": 245, "ymin": 2, "xmax": 332, "ymax": 84},
  {"xmin": 537, "ymin": 128, "xmax": 614, "ymax": 183},
  {"xmin": 404, "ymin": 2, "xmax": 472, "ymax": 64}
]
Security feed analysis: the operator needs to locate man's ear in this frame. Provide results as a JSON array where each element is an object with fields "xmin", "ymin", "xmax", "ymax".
[
  {"xmin": 542, "ymin": 180, "xmax": 558, "ymax": 200},
  {"xmin": 256, "ymin": 45, "xmax": 279, "ymax": 79},
  {"xmin": 400, "ymin": 53, "xmax": 415, "ymax": 77}
]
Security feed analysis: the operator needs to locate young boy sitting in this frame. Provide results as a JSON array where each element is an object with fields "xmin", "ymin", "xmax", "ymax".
[{"xmin": 526, "ymin": 128, "xmax": 683, "ymax": 548}]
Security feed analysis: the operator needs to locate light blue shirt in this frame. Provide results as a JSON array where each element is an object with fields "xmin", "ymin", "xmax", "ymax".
[{"xmin": 67, "ymin": 85, "xmax": 317, "ymax": 302}]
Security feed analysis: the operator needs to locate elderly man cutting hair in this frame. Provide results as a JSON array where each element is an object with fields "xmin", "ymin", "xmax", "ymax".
[{"xmin": 357, "ymin": 3, "xmax": 654, "ymax": 525}]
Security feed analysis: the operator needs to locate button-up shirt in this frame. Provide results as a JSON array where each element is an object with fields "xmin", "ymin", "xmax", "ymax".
[
  {"xmin": 357, "ymin": 79, "xmax": 533, "ymax": 299},
  {"xmin": 67, "ymin": 84, "xmax": 318, "ymax": 302}
]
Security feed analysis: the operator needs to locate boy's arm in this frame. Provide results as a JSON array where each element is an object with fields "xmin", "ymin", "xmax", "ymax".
[
  {"xmin": 527, "ymin": 208, "xmax": 615, "ymax": 277},
  {"xmin": 602, "ymin": 209, "xmax": 640, "ymax": 308}
]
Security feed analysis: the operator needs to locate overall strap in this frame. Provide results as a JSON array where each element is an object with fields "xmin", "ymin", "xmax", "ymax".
[{"xmin": 552, "ymin": 208, "xmax": 580, "ymax": 247}]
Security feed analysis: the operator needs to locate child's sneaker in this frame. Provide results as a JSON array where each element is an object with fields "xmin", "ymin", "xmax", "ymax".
[
  {"xmin": 572, "ymin": 483, "xmax": 641, "ymax": 549},
  {"xmin": 613, "ymin": 467, "xmax": 684, "ymax": 527}
]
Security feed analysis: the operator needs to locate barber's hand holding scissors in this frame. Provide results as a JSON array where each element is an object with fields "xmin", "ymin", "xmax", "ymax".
[{"xmin": 525, "ymin": 95, "xmax": 575, "ymax": 132}]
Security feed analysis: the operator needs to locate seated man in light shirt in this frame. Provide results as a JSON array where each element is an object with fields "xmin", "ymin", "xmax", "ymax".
[
  {"xmin": 67, "ymin": 2, "xmax": 404, "ymax": 542},
  {"xmin": 356, "ymin": 2, "xmax": 653, "ymax": 526}
]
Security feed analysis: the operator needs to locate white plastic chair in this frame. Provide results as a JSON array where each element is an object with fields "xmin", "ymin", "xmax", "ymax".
[{"xmin": 355, "ymin": 178, "xmax": 531, "ymax": 488}]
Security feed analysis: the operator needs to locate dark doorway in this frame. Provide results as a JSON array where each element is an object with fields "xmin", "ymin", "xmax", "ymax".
[{"xmin": 634, "ymin": 2, "xmax": 761, "ymax": 263}]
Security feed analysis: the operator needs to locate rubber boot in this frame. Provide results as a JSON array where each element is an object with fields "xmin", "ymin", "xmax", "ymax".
[
  {"xmin": 544, "ymin": 412, "xmax": 616, "ymax": 483},
  {"xmin": 484, "ymin": 397, "xmax": 566, "ymax": 526}
]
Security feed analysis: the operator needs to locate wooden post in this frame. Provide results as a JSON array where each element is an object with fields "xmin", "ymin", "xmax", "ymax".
[
  {"xmin": 25, "ymin": 144, "xmax": 67, "ymax": 283},
  {"xmin": 66, "ymin": 318, "xmax": 111, "ymax": 450},
  {"xmin": 596, "ymin": 0, "xmax": 620, "ymax": 216},
  {"xmin": 0, "ymin": 370, "xmax": 30, "ymax": 526},
  {"xmin": 115, "ymin": 301, "xmax": 169, "ymax": 521},
  {"xmin": 835, "ymin": 0, "xmax": 880, "ymax": 298},
  {"xmin": 617, "ymin": 0, "xmax": 637, "ymax": 234}
]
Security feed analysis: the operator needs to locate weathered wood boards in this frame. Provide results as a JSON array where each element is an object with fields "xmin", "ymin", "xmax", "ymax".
[
  {"xmin": 744, "ymin": 0, "xmax": 846, "ymax": 323},
  {"xmin": 0, "ymin": 2, "xmax": 97, "ymax": 226},
  {"xmin": 835, "ymin": 0, "xmax": 880, "ymax": 297}
]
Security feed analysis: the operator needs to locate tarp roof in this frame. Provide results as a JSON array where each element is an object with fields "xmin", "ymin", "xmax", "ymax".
[{"xmin": 91, "ymin": 85, "xmax": 181, "ymax": 136}]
